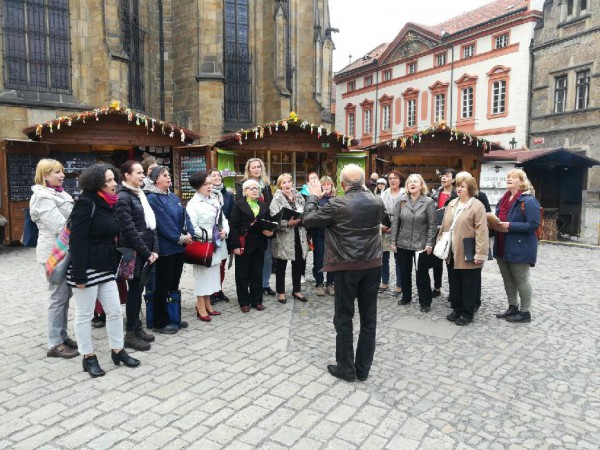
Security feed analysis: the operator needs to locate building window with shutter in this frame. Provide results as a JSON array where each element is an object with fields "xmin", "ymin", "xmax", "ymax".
[
  {"xmin": 121, "ymin": 0, "xmax": 145, "ymax": 110},
  {"xmin": 224, "ymin": 0, "xmax": 252, "ymax": 124},
  {"xmin": 2, "ymin": 0, "xmax": 71, "ymax": 93},
  {"xmin": 575, "ymin": 70, "xmax": 590, "ymax": 110},
  {"xmin": 554, "ymin": 75, "xmax": 567, "ymax": 113}
]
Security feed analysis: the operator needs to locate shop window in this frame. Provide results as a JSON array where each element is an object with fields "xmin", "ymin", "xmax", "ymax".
[
  {"xmin": 462, "ymin": 43, "xmax": 475, "ymax": 59},
  {"xmin": 121, "ymin": 0, "xmax": 145, "ymax": 110},
  {"xmin": 554, "ymin": 75, "xmax": 567, "ymax": 113},
  {"xmin": 575, "ymin": 69, "xmax": 590, "ymax": 110},
  {"xmin": 435, "ymin": 52, "xmax": 447, "ymax": 67},
  {"xmin": 461, "ymin": 87, "xmax": 474, "ymax": 119},
  {"xmin": 383, "ymin": 69, "xmax": 392, "ymax": 81},
  {"xmin": 225, "ymin": 0, "xmax": 252, "ymax": 124},
  {"xmin": 364, "ymin": 76, "xmax": 372, "ymax": 87},
  {"xmin": 407, "ymin": 61, "xmax": 416, "ymax": 75},
  {"xmin": 494, "ymin": 33, "xmax": 509, "ymax": 49},
  {"xmin": 2, "ymin": 0, "xmax": 71, "ymax": 93}
]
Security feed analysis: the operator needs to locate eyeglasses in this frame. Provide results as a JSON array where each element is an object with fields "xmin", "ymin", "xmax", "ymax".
[{"xmin": 246, "ymin": 186, "xmax": 260, "ymax": 191}]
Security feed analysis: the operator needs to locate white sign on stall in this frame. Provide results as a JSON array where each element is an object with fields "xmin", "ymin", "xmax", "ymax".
[{"xmin": 480, "ymin": 162, "xmax": 517, "ymax": 207}]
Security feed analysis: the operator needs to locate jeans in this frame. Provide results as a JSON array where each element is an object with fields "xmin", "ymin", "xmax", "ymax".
[
  {"xmin": 73, "ymin": 280, "xmax": 123, "ymax": 355},
  {"xmin": 496, "ymin": 256, "xmax": 532, "ymax": 312},
  {"xmin": 381, "ymin": 251, "xmax": 401, "ymax": 287},
  {"xmin": 312, "ymin": 233, "xmax": 333, "ymax": 286},
  {"xmin": 333, "ymin": 267, "xmax": 380, "ymax": 380},
  {"xmin": 263, "ymin": 239, "xmax": 273, "ymax": 288},
  {"xmin": 43, "ymin": 264, "xmax": 73, "ymax": 349}
]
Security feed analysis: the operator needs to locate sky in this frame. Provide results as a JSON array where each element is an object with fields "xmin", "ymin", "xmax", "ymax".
[{"xmin": 328, "ymin": 0, "xmax": 545, "ymax": 72}]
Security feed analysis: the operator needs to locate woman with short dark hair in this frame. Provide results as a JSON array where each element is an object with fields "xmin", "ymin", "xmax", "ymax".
[
  {"xmin": 68, "ymin": 163, "xmax": 140, "ymax": 378},
  {"xmin": 115, "ymin": 160, "xmax": 159, "ymax": 351}
]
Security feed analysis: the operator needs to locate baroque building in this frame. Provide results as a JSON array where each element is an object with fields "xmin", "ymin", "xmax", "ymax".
[
  {"xmin": 334, "ymin": 0, "xmax": 541, "ymax": 150},
  {"xmin": 529, "ymin": 0, "xmax": 600, "ymax": 191},
  {"xmin": 0, "ymin": 0, "xmax": 334, "ymax": 145}
]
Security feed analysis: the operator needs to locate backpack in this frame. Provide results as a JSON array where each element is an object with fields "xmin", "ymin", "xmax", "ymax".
[
  {"xmin": 21, "ymin": 208, "xmax": 39, "ymax": 247},
  {"xmin": 520, "ymin": 201, "xmax": 543, "ymax": 240}
]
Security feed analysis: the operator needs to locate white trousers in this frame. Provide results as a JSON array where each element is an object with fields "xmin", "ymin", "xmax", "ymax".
[{"xmin": 73, "ymin": 280, "xmax": 123, "ymax": 355}]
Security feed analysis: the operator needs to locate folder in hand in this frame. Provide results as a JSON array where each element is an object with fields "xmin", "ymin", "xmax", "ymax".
[
  {"xmin": 463, "ymin": 237, "xmax": 476, "ymax": 262},
  {"xmin": 273, "ymin": 207, "xmax": 302, "ymax": 222},
  {"xmin": 433, "ymin": 207, "xmax": 446, "ymax": 226},
  {"xmin": 249, "ymin": 219, "xmax": 279, "ymax": 233}
]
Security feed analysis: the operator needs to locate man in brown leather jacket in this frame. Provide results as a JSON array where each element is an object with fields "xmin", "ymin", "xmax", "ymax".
[{"xmin": 302, "ymin": 164, "xmax": 385, "ymax": 382}]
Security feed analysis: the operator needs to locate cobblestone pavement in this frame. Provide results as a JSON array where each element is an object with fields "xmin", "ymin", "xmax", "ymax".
[{"xmin": 1, "ymin": 243, "xmax": 599, "ymax": 449}]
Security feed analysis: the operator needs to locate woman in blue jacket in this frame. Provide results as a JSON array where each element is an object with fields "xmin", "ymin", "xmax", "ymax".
[
  {"xmin": 493, "ymin": 169, "xmax": 540, "ymax": 323},
  {"xmin": 146, "ymin": 166, "xmax": 194, "ymax": 334}
]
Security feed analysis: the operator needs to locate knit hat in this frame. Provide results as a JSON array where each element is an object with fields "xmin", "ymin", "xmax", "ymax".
[
  {"xmin": 148, "ymin": 165, "xmax": 167, "ymax": 183},
  {"xmin": 377, "ymin": 178, "xmax": 387, "ymax": 185}
]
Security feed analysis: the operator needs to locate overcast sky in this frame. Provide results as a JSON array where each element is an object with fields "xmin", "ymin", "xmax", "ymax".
[{"xmin": 328, "ymin": 0, "xmax": 545, "ymax": 72}]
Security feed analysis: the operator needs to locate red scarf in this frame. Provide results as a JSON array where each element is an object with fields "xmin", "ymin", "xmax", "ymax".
[
  {"xmin": 97, "ymin": 190, "xmax": 119, "ymax": 206},
  {"xmin": 496, "ymin": 190, "xmax": 523, "ymax": 257},
  {"xmin": 48, "ymin": 185, "xmax": 64, "ymax": 193}
]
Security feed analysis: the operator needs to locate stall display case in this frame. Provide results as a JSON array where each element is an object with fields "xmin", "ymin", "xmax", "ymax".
[{"xmin": 172, "ymin": 145, "xmax": 212, "ymax": 203}]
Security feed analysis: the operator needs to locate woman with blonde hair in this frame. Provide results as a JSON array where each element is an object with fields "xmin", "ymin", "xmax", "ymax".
[
  {"xmin": 30, "ymin": 159, "xmax": 78, "ymax": 359},
  {"xmin": 494, "ymin": 168, "xmax": 540, "ymax": 323},
  {"xmin": 309, "ymin": 176, "xmax": 336, "ymax": 296},
  {"xmin": 270, "ymin": 173, "xmax": 309, "ymax": 303},
  {"xmin": 235, "ymin": 158, "xmax": 275, "ymax": 296},
  {"xmin": 390, "ymin": 174, "xmax": 437, "ymax": 311},
  {"xmin": 438, "ymin": 171, "xmax": 489, "ymax": 326}
]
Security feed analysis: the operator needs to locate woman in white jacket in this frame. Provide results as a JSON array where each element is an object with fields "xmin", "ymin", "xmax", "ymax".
[
  {"xmin": 29, "ymin": 159, "xmax": 78, "ymax": 359},
  {"xmin": 186, "ymin": 171, "xmax": 229, "ymax": 322}
]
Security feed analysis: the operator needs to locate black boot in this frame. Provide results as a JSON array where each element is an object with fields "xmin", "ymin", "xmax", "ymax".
[
  {"xmin": 217, "ymin": 290, "xmax": 230, "ymax": 302},
  {"xmin": 496, "ymin": 305, "xmax": 519, "ymax": 319},
  {"xmin": 135, "ymin": 321, "xmax": 155, "ymax": 342},
  {"xmin": 82, "ymin": 355, "xmax": 105, "ymax": 378},
  {"xmin": 124, "ymin": 331, "xmax": 151, "ymax": 351},
  {"xmin": 506, "ymin": 311, "xmax": 531, "ymax": 323},
  {"xmin": 111, "ymin": 349, "xmax": 141, "ymax": 367}
]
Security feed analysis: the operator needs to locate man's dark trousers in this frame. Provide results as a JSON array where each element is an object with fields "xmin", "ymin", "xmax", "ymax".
[{"xmin": 333, "ymin": 267, "xmax": 380, "ymax": 380}]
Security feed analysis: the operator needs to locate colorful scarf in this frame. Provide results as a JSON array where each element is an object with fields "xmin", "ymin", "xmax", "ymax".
[
  {"xmin": 246, "ymin": 197, "xmax": 259, "ymax": 217},
  {"xmin": 48, "ymin": 185, "xmax": 64, "ymax": 193},
  {"xmin": 97, "ymin": 190, "xmax": 119, "ymax": 206}
]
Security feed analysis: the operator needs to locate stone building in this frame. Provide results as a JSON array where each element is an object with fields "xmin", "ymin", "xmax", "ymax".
[
  {"xmin": 0, "ymin": 0, "xmax": 334, "ymax": 145},
  {"xmin": 529, "ymin": 0, "xmax": 600, "ymax": 188}
]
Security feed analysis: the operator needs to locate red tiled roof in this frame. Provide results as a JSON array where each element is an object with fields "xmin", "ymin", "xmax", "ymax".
[{"xmin": 335, "ymin": 43, "xmax": 389, "ymax": 77}]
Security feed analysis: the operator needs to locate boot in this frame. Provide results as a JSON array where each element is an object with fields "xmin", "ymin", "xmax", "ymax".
[
  {"xmin": 496, "ymin": 305, "xmax": 519, "ymax": 319},
  {"xmin": 124, "ymin": 330, "xmax": 151, "ymax": 351},
  {"xmin": 111, "ymin": 349, "xmax": 141, "ymax": 367},
  {"xmin": 135, "ymin": 321, "xmax": 155, "ymax": 342},
  {"xmin": 82, "ymin": 355, "xmax": 105, "ymax": 378},
  {"xmin": 506, "ymin": 311, "xmax": 531, "ymax": 323}
]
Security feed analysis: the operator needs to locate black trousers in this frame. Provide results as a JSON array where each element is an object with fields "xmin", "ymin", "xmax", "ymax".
[
  {"xmin": 433, "ymin": 256, "xmax": 443, "ymax": 290},
  {"xmin": 126, "ymin": 276, "xmax": 143, "ymax": 331},
  {"xmin": 235, "ymin": 249, "xmax": 264, "ymax": 307},
  {"xmin": 447, "ymin": 254, "xmax": 481, "ymax": 320},
  {"xmin": 397, "ymin": 248, "xmax": 433, "ymax": 307},
  {"xmin": 154, "ymin": 253, "xmax": 185, "ymax": 328},
  {"xmin": 333, "ymin": 267, "xmax": 380, "ymax": 380},
  {"xmin": 275, "ymin": 229, "xmax": 304, "ymax": 294}
]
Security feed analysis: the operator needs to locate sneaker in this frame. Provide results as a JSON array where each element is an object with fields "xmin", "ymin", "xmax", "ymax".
[
  {"xmin": 506, "ymin": 311, "xmax": 531, "ymax": 323},
  {"xmin": 47, "ymin": 343, "xmax": 79, "ymax": 359},
  {"xmin": 326, "ymin": 285, "xmax": 335, "ymax": 296},
  {"xmin": 315, "ymin": 285, "xmax": 325, "ymax": 296}
]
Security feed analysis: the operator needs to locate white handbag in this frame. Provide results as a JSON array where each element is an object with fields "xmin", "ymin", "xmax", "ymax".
[{"xmin": 433, "ymin": 232, "xmax": 451, "ymax": 259}]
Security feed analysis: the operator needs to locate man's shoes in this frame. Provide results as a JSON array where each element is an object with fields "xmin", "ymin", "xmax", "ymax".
[
  {"xmin": 496, "ymin": 305, "xmax": 519, "ymax": 319},
  {"xmin": 326, "ymin": 285, "xmax": 335, "ymax": 296},
  {"xmin": 455, "ymin": 316, "xmax": 473, "ymax": 326},
  {"xmin": 420, "ymin": 305, "xmax": 431, "ymax": 313},
  {"xmin": 179, "ymin": 321, "xmax": 188, "ymax": 329},
  {"xmin": 315, "ymin": 285, "xmax": 325, "ymax": 296},
  {"xmin": 124, "ymin": 331, "xmax": 151, "ymax": 351},
  {"xmin": 240, "ymin": 305, "xmax": 250, "ymax": 313},
  {"xmin": 253, "ymin": 304, "xmax": 266, "ymax": 311},
  {"xmin": 47, "ymin": 343, "xmax": 79, "ymax": 359},
  {"xmin": 63, "ymin": 337, "xmax": 78, "ymax": 349},
  {"xmin": 506, "ymin": 311, "xmax": 531, "ymax": 323},
  {"xmin": 446, "ymin": 311, "xmax": 459, "ymax": 322},
  {"xmin": 263, "ymin": 287, "xmax": 276, "ymax": 296},
  {"xmin": 357, "ymin": 374, "xmax": 368, "ymax": 382},
  {"xmin": 135, "ymin": 321, "xmax": 155, "ymax": 342},
  {"xmin": 327, "ymin": 364, "xmax": 355, "ymax": 382},
  {"xmin": 432, "ymin": 288, "xmax": 441, "ymax": 298},
  {"xmin": 153, "ymin": 324, "xmax": 178, "ymax": 334}
]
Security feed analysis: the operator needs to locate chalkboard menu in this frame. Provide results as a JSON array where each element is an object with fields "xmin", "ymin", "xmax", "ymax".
[
  {"xmin": 7, "ymin": 154, "xmax": 44, "ymax": 201},
  {"xmin": 51, "ymin": 152, "xmax": 97, "ymax": 174},
  {"xmin": 179, "ymin": 153, "xmax": 207, "ymax": 202}
]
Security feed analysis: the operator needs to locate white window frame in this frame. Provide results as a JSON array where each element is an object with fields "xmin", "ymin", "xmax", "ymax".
[
  {"xmin": 492, "ymin": 80, "xmax": 506, "ymax": 115},
  {"xmin": 461, "ymin": 87, "xmax": 473, "ymax": 119},
  {"xmin": 407, "ymin": 99, "xmax": 416, "ymax": 127},
  {"xmin": 434, "ymin": 93, "xmax": 445, "ymax": 122},
  {"xmin": 495, "ymin": 33, "xmax": 509, "ymax": 49},
  {"xmin": 382, "ymin": 105, "xmax": 391, "ymax": 130}
]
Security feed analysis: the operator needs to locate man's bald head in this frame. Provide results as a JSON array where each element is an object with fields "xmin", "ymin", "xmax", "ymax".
[{"xmin": 341, "ymin": 164, "xmax": 365, "ymax": 191}]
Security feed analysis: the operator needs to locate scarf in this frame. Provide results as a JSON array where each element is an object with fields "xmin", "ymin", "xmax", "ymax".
[
  {"xmin": 122, "ymin": 181, "xmax": 156, "ymax": 230},
  {"xmin": 210, "ymin": 183, "xmax": 225, "ymax": 206},
  {"xmin": 246, "ymin": 197, "xmax": 259, "ymax": 217},
  {"xmin": 48, "ymin": 185, "xmax": 64, "ymax": 193},
  {"xmin": 97, "ymin": 190, "xmax": 119, "ymax": 206},
  {"xmin": 496, "ymin": 190, "xmax": 522, "ymax": 257}
]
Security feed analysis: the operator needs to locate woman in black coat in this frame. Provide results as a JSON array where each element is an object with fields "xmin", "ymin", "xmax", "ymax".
[
  {"xmin": 68, "ymin": 163, "xmax": 140, "ymax": 378},
  {"xmin": 115, "ymin": 160, "xmax": 159, "ymax": 351},
  {"xmin": 228, "ymin": 179, "xmax": 274, "ymax": 312}
]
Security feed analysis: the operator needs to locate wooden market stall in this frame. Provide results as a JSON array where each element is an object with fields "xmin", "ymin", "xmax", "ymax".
[
  {"xmin": 0, "ymin": 103, "xmax": 200, "ymax": 245},
  {"xmin": 361, "ymin": 124, "xmax": 502, "ymax": 191},
  {"xmin": 212, "ymin": 112, "xmax": 357, "ymax": 192}
]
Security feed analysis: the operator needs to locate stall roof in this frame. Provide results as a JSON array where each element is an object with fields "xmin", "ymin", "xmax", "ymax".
[
  {"xmin": 22, "ymin": 102, "xmax": 200, "ymax": 146},
  {"xmin": 214, "ymin": 112, "xmax": 358, "ymax": 150},
  {"xmin": 483, "ymin": 147, "xmax": 600, "ymax": 168},
  {"xmin": 361, "ymin": 123, "xmax": 503, "ymax": 153}
]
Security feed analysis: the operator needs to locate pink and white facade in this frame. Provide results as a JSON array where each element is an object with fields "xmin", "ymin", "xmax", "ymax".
[{"xmin": 334, "ymin": 0, "xmax": 542, "ymax": 149}]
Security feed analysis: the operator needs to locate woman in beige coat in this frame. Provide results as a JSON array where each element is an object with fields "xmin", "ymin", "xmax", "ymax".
[
  {"xmin": 270, "ymin": 173, "xmax": 309, "ymax": 303},
  {"xmin": 437, "ymin": 171, "xmax": 488, "ymax": 326}
]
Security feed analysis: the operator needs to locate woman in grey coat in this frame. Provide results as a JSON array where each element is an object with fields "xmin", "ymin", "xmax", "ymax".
[
  {"xmin": 390, "ymin": 174, "xmax": 437, "ymax": 312},
  {"xmin": 270, "ymin": 173, "xmax": 309, "ymax": 303}
]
